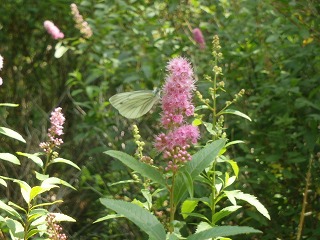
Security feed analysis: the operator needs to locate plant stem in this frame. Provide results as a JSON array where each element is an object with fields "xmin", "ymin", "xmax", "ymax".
[
  {"xmin": 169, "ymin": 172, "xmax": 177, "ymax": 233},
  {"xmin": 296, "ymin": 154, "xmax": 313, "ymax": 240}
]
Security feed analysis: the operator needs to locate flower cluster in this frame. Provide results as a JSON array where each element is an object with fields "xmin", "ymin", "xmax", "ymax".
[
  {"xmin": 192, "ymin": 28, "xmax": 206, "ymax": 49},
  {"xmin": 0, "ymin": 54, "xmax": 3, "ymax": 85},
  {"xmin": 39, "ymin": 107, "xmax": 65, "ymax": 153},
  {"xmin": 44, "ymin": 20, "xmax": 64, "ymax": 40},
  {"xmin": 155, "ymin": 57, "xmax": 199, "ymax": 171},
  {"xmin": 46, "ymin": 214, "xmax": 67, "ymax": 240},
  {"xmin": 70, "ymin": 3, "xmax": 93, "ymax": 38}
]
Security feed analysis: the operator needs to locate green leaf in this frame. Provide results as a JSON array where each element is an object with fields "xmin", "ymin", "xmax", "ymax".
[
  {"xmin": 108, "ymin": 179, "xmax": 139, "ymax": 186},
  {"xmin": 226, "ymin": 160, "xmax": 239, "ymax": 178},
  {"xmin": 0, "ymin": 178, "xmax": 7, "ymax": 187},
  {"xmin": 0, "ymin": 103, "xmax": 19, "ymax": 107},
  {"xmin": 225, "ymin": 140, "xmax": 245, "ymax": 148},
  {"xmin": 195, "ymin": 221, "xmax": 212, "ymax": 233},
  {"xmin": 35, "ymin": 171, "xmax": 49, "ymax": 181},
  {"xmin": 0, "ymin": 200, "xmax": 22, "ymax": 220},
  {"xmin": 26, "ymin": 229, "xmax": 41, "ymax": 239},
  {"xmin": 8, "ymin": 201, "xmax": 27, "ymax": 213},
  {"xmin": 212, "ymin": 206, "xmax": 242, "ymax": 224},
  {"xmin": 100, "ymin": 198, "xmax": 166, "ymax": 240},
  {"xmin": 218, "ymin": 109, "xmax": 252, "ymax": 121},
  {"xmin": 94, "ymin": 214, "xmax": 124, "ymax": 223},
  {"xmin": 41, "ymin": 177, "xmax": 76, "ymax": 190},
  {"xmin": 186, "ymin": 226, "xmax": 262, "ymax": 240},
  {"xmin": 225, "ymin": 190, "xmax": 270, "ymax": 220},
  {"xmin": 192, "ymin": 118, "xmax": 202, "ymax": 126},
  {"xmin": 13, "ymin": 179, "xmax": 32, "ymax": 204},
  {"xmin": 0, "ymin": 153, "xmax": 20, "ymax": 165},
  {"xmin": 180, "ymin": 171, "xmax": 194, "ymax": 199},
  {"xmin": 181, "ymin": 199, "xmax": 198, "ymax": 219},
  {"xmin": 202, "ymin": 122, "xmax": 216, "ymax": 135},
  {"xmin": 31, "ymin": 200, "xmax": 63, "ymax": 209},
  {"xmin": 174, "ymin": 139, "xmax": 226, "ymax": 205},
  {"xmin": 5, "ymin": 218, "xmax": 24, "ymax": 239},
  {"xmin": 185, "ymin": 139, "xmax": 226, "ymax": 178},
  {"xmin": 50, "ymin": 157, "xmax": 81, "ymax": 170},
  {"xmin": 16, "ymin": 152, "xmax": 43, "ymax": 167},
  {"xmin": 30, "ymin": 185, "xmax": 57, "ymax": 202},
  {"xmin": 141, "ymin": 189, "xmax": 152, "ymax": 210},
  {"xmin": 50, "ymin": 213, "xmax": 76, "ymax": 222},
  {"xmin": 104, "ymin": 150, "xmax": 166, "ymax": 186},
  {"xmin": 0, "ymin": 127, "xmax": 26, "ymax": 143}
]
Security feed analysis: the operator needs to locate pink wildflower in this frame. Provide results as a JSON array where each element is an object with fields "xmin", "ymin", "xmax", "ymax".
[
  {"xmin": 155, "ymin": 57, "xmax": 199, "ymax": 172},
  {"xmin": 192, "ymin": 28, "xmax": 206, "ymax": 49},
  {"xmin": 40, "ymin": 107, "xmax": 65, "ymax": 152},
  {"xmin": 44, "ymin": 20, "xmax": 64, "ymax": 40},
  {"xmin": 70, "ymin": 3, "xmax": 92, "ymax": 38}
]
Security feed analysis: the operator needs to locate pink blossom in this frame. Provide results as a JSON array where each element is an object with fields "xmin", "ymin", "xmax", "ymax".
[
  {"xmin": 40, "ymin": 107, "xmax": 65, "ymax": 152},
  {"xmin": 44, "ymin": 20, "xmax": 64, "ymax": 40},
  {"xmin": 154, "ymin": 57, "xmax": 199, "ymax": 172},
  {"xmin": 192, "ymin": 28, "xmax": 206, "ymax": 49}
]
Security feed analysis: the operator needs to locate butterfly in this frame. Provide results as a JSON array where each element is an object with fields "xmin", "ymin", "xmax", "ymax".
[{"xmin": 109, "ymin": 89, "xmax": 161, "ymax": 119}]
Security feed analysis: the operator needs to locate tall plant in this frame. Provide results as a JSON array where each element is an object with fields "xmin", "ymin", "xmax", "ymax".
[{"xmin": 96, "ymin": 37, "xmax": 269, "ymax": 239}]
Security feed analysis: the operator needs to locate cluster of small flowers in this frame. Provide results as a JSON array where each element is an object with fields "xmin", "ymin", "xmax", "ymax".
[
  {"xmin": 0, "ymin": 54, "xmax": 3, "ymax": 85},
  {"xmin": 39, "ymin": 107, "xmax": 65, "ymax": 152},
  {"xmin": 44, "ymin": 20, "xmax": 64, "ymax": 40},
  {"xmin": 192, "ymin": 28, "xmax": 206, "ymax": 49},
  {"xmin": 70, "ymin": 3, "xmax": 92, "ymax": 38},
  {"xmin": 46, "ymin": 214, "xmax": 67, "ymax": 240},
  {"xmin": 155, "ymin": 57, "xmax": 199, "ymax": 172}
]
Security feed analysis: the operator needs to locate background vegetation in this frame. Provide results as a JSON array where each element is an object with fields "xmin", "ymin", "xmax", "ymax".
[{"xmin": 0, "ymin": 0, "xmax": 319, "ymax": 239}]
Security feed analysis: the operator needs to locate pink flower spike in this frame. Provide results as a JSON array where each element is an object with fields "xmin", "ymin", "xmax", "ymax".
[
  {"xmin": 193, "ymin": 28, "xmax": 206, "ymax": 49},
  {"xmin": 44, "ymin": 20, "xmax": 64, "ymax": 40}
]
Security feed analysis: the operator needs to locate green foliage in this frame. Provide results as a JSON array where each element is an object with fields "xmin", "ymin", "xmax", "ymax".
[{"xmin": 1, "ymin": 0, "xmax": 319, "ymax": 239}]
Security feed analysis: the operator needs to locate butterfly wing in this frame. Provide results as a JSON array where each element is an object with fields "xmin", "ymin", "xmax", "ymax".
[{"xmin": 109, "ymin": 90, "xmax": 160, "ymax": 119}]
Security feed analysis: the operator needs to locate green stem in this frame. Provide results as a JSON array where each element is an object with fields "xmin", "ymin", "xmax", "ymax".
[{"xmin": 169, "ymin": 172, "xmax": 177, "ymax": 233}]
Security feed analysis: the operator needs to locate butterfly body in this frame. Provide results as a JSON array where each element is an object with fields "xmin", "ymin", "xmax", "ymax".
[{"xmin": 109, "ymin": 89, "xmax": 160, "ymax": 119}]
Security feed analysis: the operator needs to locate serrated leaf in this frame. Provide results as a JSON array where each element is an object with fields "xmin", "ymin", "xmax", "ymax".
[
  {"xmin": 0, "ymin": 153, "xmax": 20, "ymax": 165},
  {"xmin": 226, "ymin": 190, "xmax": 270, "ymax": 220},
  {"xmin": 50, "ymin": 157, "xmax": 81, "ymax": 170},
  {"xmin": 100, "ymin": 198, "xmax": 166, "ymax": 240},
  {"xmin": 195, "ymin": 221, "xmax": 212, "ymax": 233},
  {"xmin": 104, "ymin": 150, "xmax": 166, "ymax": 186},
  {"xmin": 16, "ymin": 152, "xmax": 43, "ymax": 167},
  {"xmin": 212, "ymin": 206, "xmax": 242, "ymax": 224},
  {"xmin": 218, "ymin": 109, "xmax": 252, "ymax": 121},
  {"xmin": 93, "ymin": 214, "xmax": 124, "ymax": 223},
  {"xmin": 0, "ymin": 127, "xmax": 26, "ymax": 143},
  {"xmin": 181, "ymin": 199, "xmax": 198, "ymax": 219},
  {"xmin": 186, "ymin": 226, "xmax": 262, "ymax": 240}
]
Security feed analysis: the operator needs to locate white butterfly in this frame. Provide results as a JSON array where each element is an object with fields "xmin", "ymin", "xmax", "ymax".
[{"xmin": 109, "ymin": 89, "xmax": 160, "ymax": 119}]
